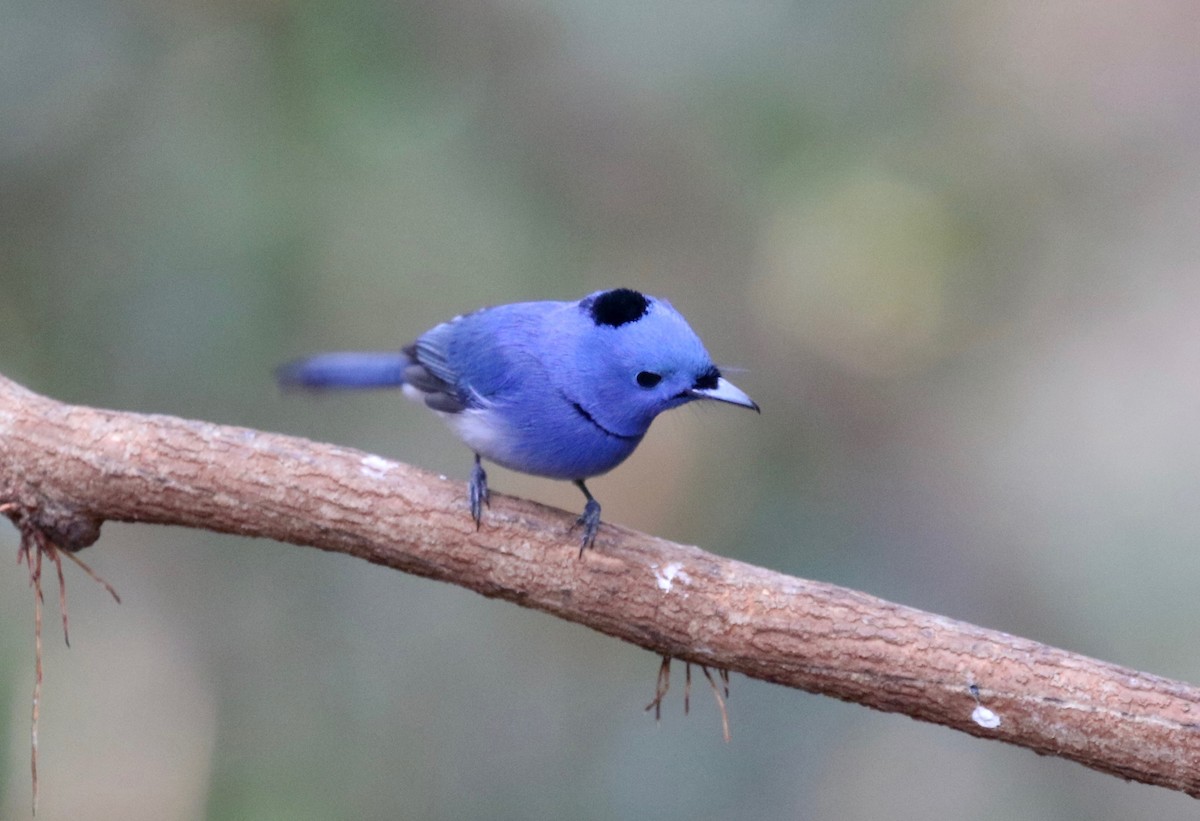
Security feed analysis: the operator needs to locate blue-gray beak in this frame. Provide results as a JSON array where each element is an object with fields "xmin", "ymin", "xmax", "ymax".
[{"xmin": 691, "ymin": 377, "xmax": 760, "ymax": 413}]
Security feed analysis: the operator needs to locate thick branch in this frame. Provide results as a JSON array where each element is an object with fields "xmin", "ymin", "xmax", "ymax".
[{"xmin": 1, "ymin": 373, "xmax": 1198, "ymax": 795}]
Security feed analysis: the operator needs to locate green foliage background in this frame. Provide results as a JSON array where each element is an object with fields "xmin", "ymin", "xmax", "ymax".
[{"xmin": 3, "ymin": 1, "xmax": 1199, "ymax": 818}]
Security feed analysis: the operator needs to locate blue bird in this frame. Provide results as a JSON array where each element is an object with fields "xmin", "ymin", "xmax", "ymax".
[{"xmin": 278, "ymin": 288, "xmax": 758, "ymax": 552}]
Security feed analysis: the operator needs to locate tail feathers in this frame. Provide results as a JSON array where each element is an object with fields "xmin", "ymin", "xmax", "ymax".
[{"xmin": 277, "ymin": 351, "xmax": 410, "ymax": 390}]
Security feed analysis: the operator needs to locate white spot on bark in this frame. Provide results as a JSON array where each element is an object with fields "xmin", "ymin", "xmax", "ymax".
[
  {"xmin": 971, "ymin": 704, "xmax": 1001, "ymax": 729},
  {"xmin": 654, "ymin": 562, "xmax": 691, "ymax": 593},
  {"xmin": 361, "ymin": 455, "xmax": 395, "ymax": 480}
]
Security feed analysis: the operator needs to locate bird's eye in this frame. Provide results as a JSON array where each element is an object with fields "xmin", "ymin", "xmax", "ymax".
[{"xmin": 636, "ymin": 371, "xmax": 662, "ymax": 388}]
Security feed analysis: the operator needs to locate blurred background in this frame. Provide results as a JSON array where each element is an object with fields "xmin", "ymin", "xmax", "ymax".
[{"xmin": 3, "ymin": 0, "xmax": 1200, "ymax": 818}]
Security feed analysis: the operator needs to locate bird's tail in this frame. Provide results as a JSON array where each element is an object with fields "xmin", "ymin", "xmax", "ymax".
[{"xmin": 276, "ymin": 351, "xmax": 410, "ymax": 390}]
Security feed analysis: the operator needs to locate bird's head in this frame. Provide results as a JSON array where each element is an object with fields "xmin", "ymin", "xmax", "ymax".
[{"xmin": 562, "ymin": 289, "xmax": 759, "ymax": 437}]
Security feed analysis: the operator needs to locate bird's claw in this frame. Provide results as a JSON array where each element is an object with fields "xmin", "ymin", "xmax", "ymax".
[
  {"xmin": 469, "ymin": 458, "xmax": 489, "ymax": 527},
  {"xmin": 573, "ymin": 498, "xmax": 602, "ymax": 556}
]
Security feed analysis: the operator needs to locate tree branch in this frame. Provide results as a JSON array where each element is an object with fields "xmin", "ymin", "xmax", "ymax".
[{"xmin": 1, "ymin": 372, "xmax": 1198, "ymax": 796}]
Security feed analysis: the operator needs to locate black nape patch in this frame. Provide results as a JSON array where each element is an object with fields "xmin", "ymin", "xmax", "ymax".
[{"xmin": 585, "ymin": 288, "xmax": 650, "ymax": 328}]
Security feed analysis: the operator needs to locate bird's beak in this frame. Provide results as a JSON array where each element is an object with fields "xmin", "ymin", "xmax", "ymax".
[{"xmin": 691, "ymin": 377, "xmax": 760, "ymax": 413}]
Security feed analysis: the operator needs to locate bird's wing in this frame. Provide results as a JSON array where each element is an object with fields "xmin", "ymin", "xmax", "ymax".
[
  {"xmin": 404, "ymin": 317, "xmax": 472, "ymax": 413},
  {"xmin": 405, "ymin": 303, "xmax": 552, "ymax": 414}
]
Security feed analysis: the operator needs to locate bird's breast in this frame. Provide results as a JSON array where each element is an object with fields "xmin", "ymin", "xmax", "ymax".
[{"xmin": 444, "ymin": 402, "xmax": 642, "ymax": 480}]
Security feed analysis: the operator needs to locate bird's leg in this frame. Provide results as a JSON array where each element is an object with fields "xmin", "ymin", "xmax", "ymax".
[
  {"xmin": 572, "ymin": 479, "xmax": 602, "ymax": 555},
  {"xmin": 469, "ymin": 454, "xmax": 489, "ymax": 528}
]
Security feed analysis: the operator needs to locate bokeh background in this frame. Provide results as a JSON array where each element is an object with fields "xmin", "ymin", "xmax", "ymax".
[{"xmin": 3, "ymin": 1, "xmax": 1200, "ymax": 818}]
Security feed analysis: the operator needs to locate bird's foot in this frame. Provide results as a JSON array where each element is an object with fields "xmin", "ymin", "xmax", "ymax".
[
  {"xmin": 573, "ymin": 498, "xmax": 602, "ymax": 555},
  {"xmin": 469, "ymin": 457, "xmax": 489, "ymax": 528}
]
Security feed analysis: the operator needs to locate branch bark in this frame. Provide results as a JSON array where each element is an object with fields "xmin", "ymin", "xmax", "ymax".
[{"xmin": 1, "ymin": 373, "xmax": 1198, "ymax": 796}]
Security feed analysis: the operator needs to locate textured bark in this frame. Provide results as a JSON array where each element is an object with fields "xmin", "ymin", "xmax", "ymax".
[{"xmin": 1, "ymin": 373, "xmax": 1198, "ymax": 795}]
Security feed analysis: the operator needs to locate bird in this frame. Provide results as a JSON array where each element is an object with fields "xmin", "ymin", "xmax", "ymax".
[{"xmin": 278, "ymin": 288, "xmax": 759, "ymax": 553}]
